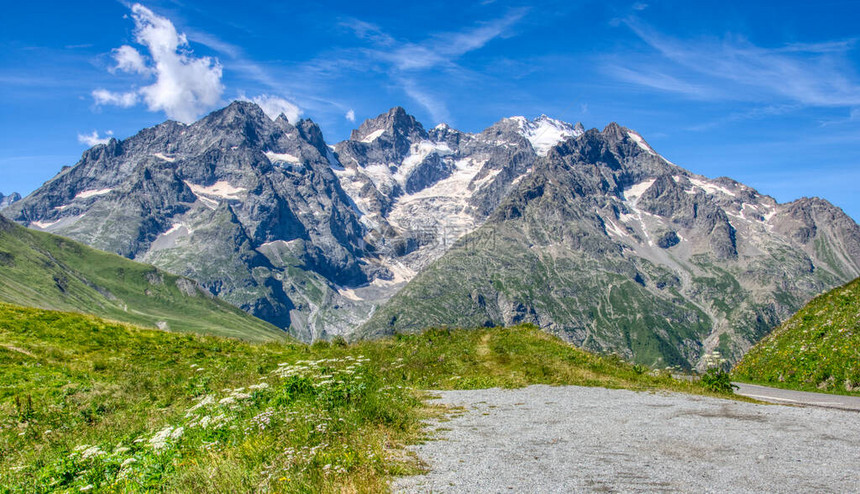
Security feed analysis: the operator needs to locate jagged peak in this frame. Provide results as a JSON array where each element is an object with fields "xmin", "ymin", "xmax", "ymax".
[
  {"xmin": 601, "ymin": 122, "xmax": 625, "ymax": 140},
  {"xmin": 349, "ymin": 106, "xmax": 427, "ymax": 143},
  {"xmin": 199, "ymin": 100, "xmax": 269, "ymax": 127}
]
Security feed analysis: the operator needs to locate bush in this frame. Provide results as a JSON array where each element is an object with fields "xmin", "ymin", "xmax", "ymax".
[{"xmin": 700, "ymin": 368, "xmax": 736, "ymax": 394}]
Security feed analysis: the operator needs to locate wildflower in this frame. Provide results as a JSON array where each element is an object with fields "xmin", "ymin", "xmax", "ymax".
[
  {"xmin": 249, "ymin": 382, "xmax": 269, "ymax": 390},
  {"xmin": 219, "ymin": 397, "xmax": 236, "ymax": 405},
  {"xmin": 150, "ymin": 426, "xmax": 174, "ymax": 450},
  {"xmin": 81, "ymin": 446, "xmax": 104, "ymax": 460},
  {"xmin": 187, "ymin": 394, "xmax": 216, "ymax": 414},
  {"xmin": 121, "ymin": 458, "xmax": 137, "ymax": 468},
  {"xmin": 80, "ymin": 485, "xmax": 93, "ymax": 492},
  {"xmin": 170, "ymin": 426, "xmax": 184, "ymax": 440}
]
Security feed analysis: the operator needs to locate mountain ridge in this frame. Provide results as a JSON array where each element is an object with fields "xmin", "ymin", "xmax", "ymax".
[{"xmin": 5, "ymin": 101, "xmax": 859, "ymax": 368}]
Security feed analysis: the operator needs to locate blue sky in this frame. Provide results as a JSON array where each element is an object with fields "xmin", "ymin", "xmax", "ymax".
[{"xmin": 2, "ymin": 0, "xmax": 859, "ymax": 220}]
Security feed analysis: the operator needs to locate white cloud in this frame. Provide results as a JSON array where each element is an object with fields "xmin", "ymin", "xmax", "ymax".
[
  {"xmin": 112, "ymin": 45, "xmax": 150, "ymax": 75},
  {"xmin": 93, "ymin": 4, "xmax": 224, "ymax": 124},
  {"xmin": 92, "ymin": 88, "xmax": 138, "ymax": 107},
  {"xmin": 345, "ymin": 109, "xmax": 355, "ymax": 122},
  {"xmin": 78, "ymin": 130, "xmax": 114, "ymax": 147},
  {"xmin": 240, "ymin": 94, "xmax": 302, "ymax": 123}
]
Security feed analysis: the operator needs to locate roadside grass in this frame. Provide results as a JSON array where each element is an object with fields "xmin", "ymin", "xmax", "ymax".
[
  {"xmin": 733, "ymin": 277, "xmax": 860, "ymax": 396},
  {"xmin": 2, "ymin": 303, "xmax": 736, "ymax": 493}
]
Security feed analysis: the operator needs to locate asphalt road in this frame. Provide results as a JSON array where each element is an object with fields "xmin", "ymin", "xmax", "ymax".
[
  {"xmin": 733, "ymin": 382, "xmax": 860, "ymax": 412},
  {"xmin": 392, "ymin": 385, "xmax": 860, "ymax": 493}
]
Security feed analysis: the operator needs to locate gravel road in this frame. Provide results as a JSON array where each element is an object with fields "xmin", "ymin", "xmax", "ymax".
[{"xmin": 392, "ymin": 385, "xmax": 860, "ymax": 493}]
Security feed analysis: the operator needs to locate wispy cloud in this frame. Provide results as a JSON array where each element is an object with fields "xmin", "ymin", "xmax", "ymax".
[
  {"xmin": 400, "ymin": 78, "xmax": 451, "ymax": 123},
  {"xmin": 364, "ymin": 9, "xmax": 526, "ymax": 71},
  {"xmin": 333, "ymin": 9, "xmax": 528, "ymax": 122},
  {"xmin": 93, "ymin": 3, "xmax": 224, "ymax": 123},
  {"xmin": 609, "ymin": 17, "xmax": 860, "ymax": 108}
]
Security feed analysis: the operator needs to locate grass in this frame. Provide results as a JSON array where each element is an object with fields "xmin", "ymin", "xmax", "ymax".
[
  {"xmin": 1, "ymin": 302, "xmax": 737, "ymax": 493},
  {"xmin": 733, "ymin": 276, "xmax": 860, "ymax": 395},
  {"xmin": 0, "ymin": 216, "xmax": 283, "ymax": 342}
]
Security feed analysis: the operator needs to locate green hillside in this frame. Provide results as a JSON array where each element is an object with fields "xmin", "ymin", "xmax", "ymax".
[
  {"xmin": 0, "ymin": 303, "xmax": 728, "ymax": 492},
  {"xmin": 0, "ymin": 216, "xmax": 283, "ymax": 341},
  {"xmin": 734, "ymin": 277, "xmax": 860, "ymax": 395}
]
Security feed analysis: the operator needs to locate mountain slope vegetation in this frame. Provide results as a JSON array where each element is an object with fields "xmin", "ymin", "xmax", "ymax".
[
  {"xmin": 0, "ymin": 215, "xmax": 283, "ymax": 341},
  {"xmin": 0, "ymin": 303, "xmax": 725, "ymax": 492},
  {"xmin": 734, "ymin": 276, "xmax": 860, "ymax": 394}
]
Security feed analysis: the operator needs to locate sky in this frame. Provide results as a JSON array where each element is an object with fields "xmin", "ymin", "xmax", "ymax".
[{"xmin": 2, "ymin": 0, "xmax": 859, "ymax": 220}]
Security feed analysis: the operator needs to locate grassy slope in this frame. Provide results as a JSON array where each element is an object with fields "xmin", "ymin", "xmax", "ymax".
[
  {"xmin": 0, "ymin": 217, "xmax": 283, "ymax": 342},
  {"xmin": 0, "ymin": 303, "xmax": 730, "ymax": 493},
  {"xmin": 734, "ymin": 277, "xmax": 860, "ymax": 395}
]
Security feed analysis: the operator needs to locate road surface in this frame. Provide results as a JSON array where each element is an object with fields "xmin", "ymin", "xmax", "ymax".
[
  {"xmin": 393, "ymin": 385, "xmax": 860, "ymax": 493},
  {"xmin": 733, "ymin": 382, "xmax": 860, "ymax": 411}
]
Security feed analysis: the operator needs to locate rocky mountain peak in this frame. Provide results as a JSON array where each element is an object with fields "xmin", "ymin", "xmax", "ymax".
[
  {"xmin": 0, "ymin": 192, "xmax": 21, "ymax": 210},
  {"xmin": 349, "ymin": 106, "xmax": 427, "ymax": 143},
  {"xmin": 601, "ymin": 122, "xmax": 626, "ymax": 141}
]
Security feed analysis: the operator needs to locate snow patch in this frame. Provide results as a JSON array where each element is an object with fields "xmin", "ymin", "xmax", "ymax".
[
  {"xmin": 361, "ymin": 129, "xmax": 385, "ymax": 143},
  {"xmin": 512, "ymin": 115, "xmax": 583, "ymax": 156},
  {"xmin": 75, "ymin": 188, "xmax": 112, "ymax": 199},
  {"xmin": 338, "ymin": 287, "xmax": 363, "ymax": 301},
  {"xmin": 264, "ymin": 151, "xmax": 301, "ymax": 164},
  {"xmin": 31, "ymin": 219, "xmax": 60, "ymax": 229},
  {"xmin": 400, "ymin": 141, "xmax": 453, "ymax": 171},
  {"xmin": 624, "ymin": 179, "xmax": 656, "ymax": 203},
  {"xmin": 626, "ymin": 131, "xmax": 656, "ymax": 156},
  {"xmin": 153, "ymin": 153, "xmax": 175, "ymax": 162},
  {"xmin": 604, "ymin": 220, "xmax": 628, "ymax": 238},
  {"xmin": 689, "ymin": 177, "xmax": 736, "ymax": 197},
  {"xmin": 325, "ymin": 148, "xmax": 343, "ymax": 170},
  {"xmin": 184, "ymin": 181, "xmax": 245, "ymax": 209}
]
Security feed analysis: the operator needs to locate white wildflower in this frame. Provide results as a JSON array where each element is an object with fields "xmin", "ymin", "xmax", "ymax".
[
  {"xmin": 121, "ymin": 457, "xmax": 137, "ymax": 468},
  {"xmin": 249, "ymin": 382, "xmax": 269, "ymax": 390},
  {"xmin": 170, "ymin": 426, "xmax": 184, "ymax": 440},
  {"xmin": 219, "ymin": 397, "xmax": 236, "ymax": 405},
  {"xmin": 186, "ymin": 395, "xmax": 216, "ymax": 416},
  {"xmin": 150, "ymin": 426, "xmax": 174, "ymax": 450},
  {"xmin": 81, "ymin": 446, "xmax": 104, "ymax": 460}
]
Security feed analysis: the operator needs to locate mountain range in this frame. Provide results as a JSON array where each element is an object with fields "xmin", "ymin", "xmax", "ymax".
[{"xmin": 6, "ymin": 101, "xmax": 860, "ymax": 368}]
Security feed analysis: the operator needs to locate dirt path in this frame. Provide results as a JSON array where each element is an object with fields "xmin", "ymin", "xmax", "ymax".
[{"xmin": 392, "ymin": 385, "xmax": 860, "ymax": 493}]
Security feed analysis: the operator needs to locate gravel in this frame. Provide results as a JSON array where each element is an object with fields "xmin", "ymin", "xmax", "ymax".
[{"xmin": 392, "ymin": 385, "xmax": 860, "ymax": 493}]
